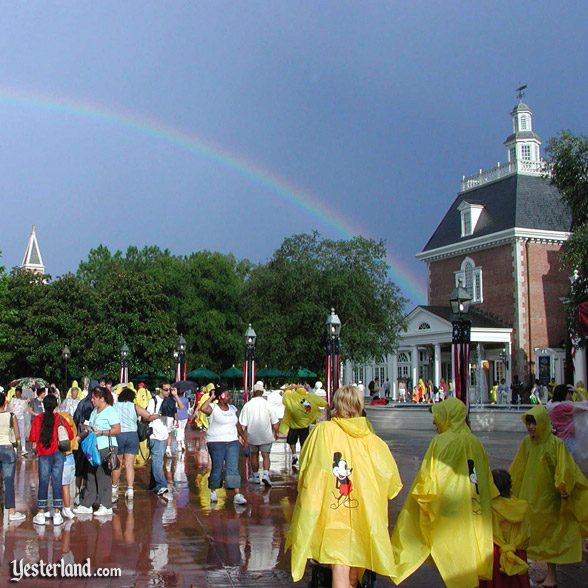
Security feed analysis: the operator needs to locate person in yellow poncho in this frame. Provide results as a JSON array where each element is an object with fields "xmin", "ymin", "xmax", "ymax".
[
  {"xmin": 390, "ymin": 397, "xmax": 498, "ymax": 588},
  {"xmin": 195, "ymin": 383, "xmax": 216, "ymax": 430},
  {"xmin": 134, "ymin": 382, "xmax": 152, "ymax": 466},
  {"xmin": 509, "ymin": 405, "xmax": 588, "ymax": 588},
  {"xmin": 286, "ymin": 385, "xmax": 402, "ymax": 587},
  {"xmin": 479, "ymin": 469, "xmax": 530, "ymax": 588},
  {"xmin": 278, "ymin": 385, "xmax": 327, "ymax": 464}
]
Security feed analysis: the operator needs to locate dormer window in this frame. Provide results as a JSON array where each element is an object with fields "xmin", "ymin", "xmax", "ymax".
[
  {"xmin": 458, "ymin": 201, "xmax": 484, "ymax": 237},
  {"xmin": 520, "ymin": 115, "xmax": 528, "ymax": 130},
  {"xmin": 455, "ymin": 257, "xmax": 483, "ymax": 303}
]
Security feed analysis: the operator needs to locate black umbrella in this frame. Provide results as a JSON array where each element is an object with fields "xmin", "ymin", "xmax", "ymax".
[{"xmin": 173, "ymin": 380, "xmax": 196, "ymax": 394}]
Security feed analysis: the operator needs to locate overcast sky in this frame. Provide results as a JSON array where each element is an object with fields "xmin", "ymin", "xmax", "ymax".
[{"xmin": 1, "ymin": 2, "xmax": 586, "ymax": 307}]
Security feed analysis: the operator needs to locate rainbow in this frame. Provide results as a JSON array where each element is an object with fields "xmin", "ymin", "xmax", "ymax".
[{"xmin": 0, "ymin": 86, "xmax": 426, "ymax": 304}]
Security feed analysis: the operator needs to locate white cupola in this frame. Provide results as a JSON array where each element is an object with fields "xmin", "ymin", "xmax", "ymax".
[
  {"xmin": 504, "ymin": 100, "xmax": 542, "ymax": 164},
  {"xmin": 21, "ymin": 225, "xmax": 45, "ymax": 275}
]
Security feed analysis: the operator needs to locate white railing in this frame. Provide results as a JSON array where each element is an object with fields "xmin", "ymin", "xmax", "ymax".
[{"xmin": 461, "ymin": 159, "xmax": 549, "ymax": 192}]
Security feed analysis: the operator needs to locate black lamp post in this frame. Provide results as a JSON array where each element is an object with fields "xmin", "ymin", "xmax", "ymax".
[
  {"xmin": 449, "ymin": 281, "xmax": 472, "ymax": 411},
  {"xmin": 175, "ymin": 334, "xmax": 187, "ymax": 382},
  {"xmin": 325, "ymin": 308, "xmax": 342, "ymax": 410},
  {"xmin": 243, "ymin": 324, "xmax": 256, "ymax": 403},
  {"xmin": 62, "ymin": 345, "xmax": 70, "ymax": 395},
  {"xmin": 119, "ymin": 342, "xmax": 129, "ymax": 384}
]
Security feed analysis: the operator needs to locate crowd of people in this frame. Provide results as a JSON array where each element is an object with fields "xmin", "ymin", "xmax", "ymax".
[{"xmin": 0, "ymin": 375, "xmax": 586, "ymax": 587}]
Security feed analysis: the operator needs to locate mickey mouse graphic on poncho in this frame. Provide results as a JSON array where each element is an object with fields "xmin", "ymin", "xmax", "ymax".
[
  {"xmin": 330, "ymin": 452, "xmax": 358, "ymax": 509},
  {"xmin": 300, "ymin": 398, "xmax": 311, "ymax": 412}
]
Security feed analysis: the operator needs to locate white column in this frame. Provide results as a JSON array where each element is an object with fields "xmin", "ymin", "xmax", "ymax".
[
  {"xmin": 434, "ymin": 344, "xmax": 441, "ymax": 387},
  {"xmin": 390, "ymin": 353, "xmax": 398, "ymax": 400},
  {"xmin": 411, "ymin": 345, "xmax": 419, "ymax": 388},
  {"xmin": 574, "ymin": 347, "xmax": 586, "ymax": 386},
  {"xmin": 344, "ymin": 360, "xmax": 353, "ymax": 385}
]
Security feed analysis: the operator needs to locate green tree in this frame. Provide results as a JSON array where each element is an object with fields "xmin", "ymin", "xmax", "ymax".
[
  {"xmin": 240, "ymin": 232, "xmax": 407, "ymax": 374},
  {"xmin": 546, "ymin": 130, "xmax": 588, "ymax": 381}
]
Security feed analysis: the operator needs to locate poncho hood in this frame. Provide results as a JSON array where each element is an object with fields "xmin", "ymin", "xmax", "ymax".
[
  {"xmin": 431, "ymin": 398, "xmax": 467, "ymax": 433},
  {"xmin": 521, "ymin": 405, "xmax": 551, "ymax": 443},
  {"xmin": 332, "ymin": 416, "xmax": 371, "ymax": 438}
]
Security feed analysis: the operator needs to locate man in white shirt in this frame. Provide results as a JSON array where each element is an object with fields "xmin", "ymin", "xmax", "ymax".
[
  {"xmin": 239, "ymin": 381, "xmax": 279, "ymax": 487},
  {"xmin": 146, "ymin": 381, "xmax": 177, "ymax": 496}
]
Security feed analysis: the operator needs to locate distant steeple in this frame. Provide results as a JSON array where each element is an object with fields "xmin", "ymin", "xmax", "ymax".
[
  {"xmin": 21, "ymin": 225, "xmax": 45, "ymax": 274},
  {"xmin": 504, "ymin": 86, "xmax": 542, "ymax": 164}
]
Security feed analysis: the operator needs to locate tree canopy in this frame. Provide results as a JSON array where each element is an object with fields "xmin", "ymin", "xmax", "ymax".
[
  {"xmin": 0, "ymin": 234, "xmax": 407, "ymax": 384},
  {"xmin": 546, "ymin": 130, "xmax": 588, "ymax": 357},
  {"xmin": 241, "ymin": 232, "xmax": 407, "ymax": 374}
]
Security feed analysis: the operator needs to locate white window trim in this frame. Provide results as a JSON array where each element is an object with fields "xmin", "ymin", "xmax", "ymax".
[
  {"xmin": 455, "ymin": 257, "xmax": 483, "ymax": 304},
  {"xmin": 458, "ymin": 201, "xmax": 484, "ymax": 237}
]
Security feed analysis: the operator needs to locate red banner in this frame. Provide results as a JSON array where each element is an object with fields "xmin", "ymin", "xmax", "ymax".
[{"xmin": 578, "ymin": 302, "xmax": 588, "ymax": 337}]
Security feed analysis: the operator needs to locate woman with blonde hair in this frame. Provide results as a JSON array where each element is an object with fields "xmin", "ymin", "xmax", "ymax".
[{"xmin": 286, "ymin": 385, "xmax": 402, "ymax": 588}]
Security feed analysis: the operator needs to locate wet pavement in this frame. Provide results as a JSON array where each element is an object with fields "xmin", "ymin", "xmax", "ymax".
[{"xmin": 1, "ymin": 415, "xmax": 587, "ymax": 588}]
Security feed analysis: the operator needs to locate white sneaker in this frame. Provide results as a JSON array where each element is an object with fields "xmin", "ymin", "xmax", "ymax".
[
  {"xmin": 125, "ymin": 488, "xmax": 134, "ymax": 499},
  {"xmin": 9, "ymin": 512, "xmax": 26, "ymax": 522},
  {"xmin": 248, "ymin": 473, "xmax": 260, "ymax": 484},
  {"xmin": 53, "ymin": 512, "xmax": 64, "ymax": 526},
  {"xmin": 111, "ymin": 485, "xmax": 119, "ymax": 502},
  {"xmin": 262, "ymin": 472, "xmax": 272, "ymax": 487},
  {"xmin": 62, "ymin": 507, "xmax": 75, "ymax": 519},
  {"xmin": 33, "ymin": 512, "xmax": 47, "ymax": 525},
  {"xmin": 209, "ymin": 490, "xmax": 218, "ymax": 502},
  {"xmin": 72, "ymin": 505, "xmax": 93, "ymax": 515},
  {"xmin": 21, "ymin": 450, "xmax": 28, "ymax": 456},
  {"xmin": 94, "ymin": 505, "xmax": 113, "ymax": 516},
  {"xmin": 233, "ymin": 493, "xmax": 247, "ymax": 505}
]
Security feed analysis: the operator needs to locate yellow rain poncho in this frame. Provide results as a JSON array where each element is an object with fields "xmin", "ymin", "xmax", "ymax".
[
  {"xmin": 134, "ymin": 384, "xmax": 151, "ymax": 409},
  {"xmin": 391, "ymin": 398, "xmax": 498, "ymax": 588},
  {"xmin": 489, "ymin": 495, "xmax": 530, "ymax": 576},
  {"xmin": 286, "ymin": 417, "xmax": 402, "ymax": 582},
  {"xmin": 65, "ymin": 380, "xmax": 81, "ymax": 398},
  {"xmin": 509, "ymin": 405, "xmax": 588, "ymax": 564},
  {"xmin": 278, "ymin": 387, "xmax": 327, "ymax": 435},
  {"xmin": 195, "ymin": 383, "xmax": 217, "ymax": 430}
]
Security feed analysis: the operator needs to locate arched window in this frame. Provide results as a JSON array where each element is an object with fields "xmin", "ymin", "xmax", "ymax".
[
  {"xmin": 418, "ymin": 322, "xmax": 431, "ymax": 330},
  {"xmin": 455, "ymin": 257, "xmax": 483, "ymax": 303}
]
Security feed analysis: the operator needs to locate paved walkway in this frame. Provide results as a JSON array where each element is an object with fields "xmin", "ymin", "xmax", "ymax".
[{"xmin": 1, "ymin": 415, "xmax": 586, "ymax": 587}]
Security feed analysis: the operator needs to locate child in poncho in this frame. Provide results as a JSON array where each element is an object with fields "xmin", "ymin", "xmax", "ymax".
[
  {"xmin": 509, "ymin": 406, "xmax": 588, "ymax": 588},
  {"xmin": 479, "ymin": 469, "xmax": 530, "ymax": 588}
]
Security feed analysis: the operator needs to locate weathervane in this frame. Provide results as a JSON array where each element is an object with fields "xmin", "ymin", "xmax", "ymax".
[{"xmin": 516, "ymin": 83, "xmax": 527, "ymax": 102}]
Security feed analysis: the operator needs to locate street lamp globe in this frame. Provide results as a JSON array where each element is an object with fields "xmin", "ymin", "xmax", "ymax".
[
  {"xmin": 449, "ymin": 281, "xmax": 472, "ymax": 317},
  {"xmin": 120, "ymin": 342, "xmax": 130, "ymax": 359},
  {"xmin": 177, "ymin": 334, "xmax": 186, "ymax": 353},
  {"xmin": 62, "ymin": 345, "xmax": 71, "ymax": 361},
  {"xmin": 325, "ymin": 308, "xmax": 341, "ymax": 338},
  {"xmin": 244, "ymin": 324, "xmax": 256, "ymax": 348}
]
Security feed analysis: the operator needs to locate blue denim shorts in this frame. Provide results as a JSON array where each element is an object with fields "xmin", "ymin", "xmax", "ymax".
[
  {"xmin": 116, "ymin": 431, "xmax": 140, "ymax": 455},
  {"xmin": 62, "ymin": 453, "xmax": 76, "ymax": 486}
]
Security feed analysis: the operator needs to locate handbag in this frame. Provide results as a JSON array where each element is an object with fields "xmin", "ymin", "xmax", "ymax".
[
  {"xmin": 58, "ymin": 416, "xmax": 71, "ymax": 453},
  {"xmin": 80, "ymin": 431, "xmax": 102, "ymax": 466},
  {"xmin": 8, "ymin": 413, "xmax": 18, "ymax": 448},
  {"xmin": 104, "ymin": 435, "xmax": 119, "ymax": 472},
  {"xmin": 137, "ymin": 418, "xmax": 151, "ymax": 443}
]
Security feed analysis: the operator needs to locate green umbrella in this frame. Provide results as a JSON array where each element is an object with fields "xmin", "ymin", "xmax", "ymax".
[
  {"xmin": 256, "ymin": 367, "xmax": 285, "ymax": 378},
  {"xmin": 186, "ymin": 366, "xmax": 220, "ymax": 380},
  {"xmin": 220, "ymin": 366, "xmax": 243, "ymax": 379},
  {"xmin": 296, "ymin": 367, "xmax": 317, "ymax": 379}
]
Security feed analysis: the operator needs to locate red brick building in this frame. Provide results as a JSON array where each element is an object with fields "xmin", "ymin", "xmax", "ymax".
[{"xmin": 347, "ymin": 98, "xmax": 576, "ymax": 400}]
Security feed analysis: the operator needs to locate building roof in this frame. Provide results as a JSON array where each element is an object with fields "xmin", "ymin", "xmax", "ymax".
[
  {"xmin": 421, "ymin": 174, "xmax": 572, "ymax": 252},
  {"xmin": 420, "ymin": 306, "xmax": 512, "ymax": 329}
]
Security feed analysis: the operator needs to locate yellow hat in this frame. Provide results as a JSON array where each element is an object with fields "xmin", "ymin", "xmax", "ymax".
[{"xmin": 206, "ymin": 382, "xmax": 216, "ymax": 393}]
